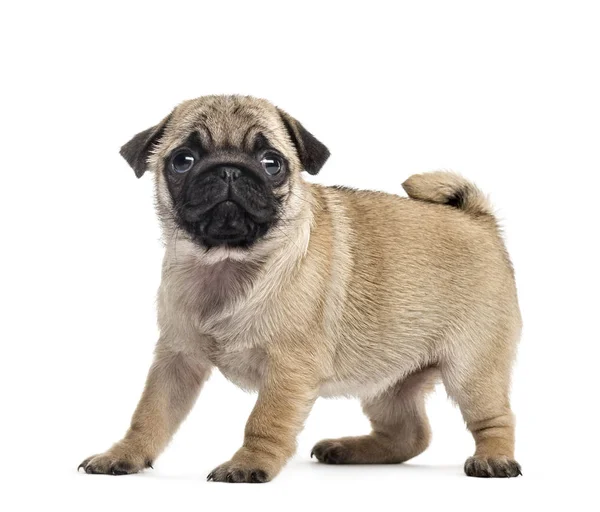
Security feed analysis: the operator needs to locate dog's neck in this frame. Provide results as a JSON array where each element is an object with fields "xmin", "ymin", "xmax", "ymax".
[{"xmin": 160, "ymin": 208, "xmax": 312, "ymax": 323}]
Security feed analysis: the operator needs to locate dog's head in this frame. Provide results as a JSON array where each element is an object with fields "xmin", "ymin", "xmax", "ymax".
[{"xmin": 120, "ymin": 95, "xmax": 329, "ymax": 253}]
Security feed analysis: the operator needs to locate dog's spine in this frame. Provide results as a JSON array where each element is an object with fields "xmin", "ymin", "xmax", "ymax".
[{"xmin": 402, "ymin": 171, "xmax": 493, "ymax": 218}]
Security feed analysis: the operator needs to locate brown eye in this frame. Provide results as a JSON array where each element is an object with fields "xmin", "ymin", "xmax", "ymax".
[
  {"xmin": 171, "ymin": 150, "xmax": 195, "ymax": 173},
  {"xmin": 260, "ymin": 153, "xmax": 282, "ymax": 176}
]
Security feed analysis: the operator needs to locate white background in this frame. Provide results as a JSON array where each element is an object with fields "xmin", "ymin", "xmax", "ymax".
[{"xmin": 1, "ymin": 1, "xmax": 598, "ymax": 510}]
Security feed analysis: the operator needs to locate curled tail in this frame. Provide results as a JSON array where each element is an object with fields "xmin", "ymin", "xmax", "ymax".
[{"xmin": 402, "ymin": 171, "xmax": 493, "ymax": 218}]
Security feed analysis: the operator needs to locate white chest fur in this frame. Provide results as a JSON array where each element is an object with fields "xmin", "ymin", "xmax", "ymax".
[{"xmin": 158, "ymin": 240, "xmax": 300, "ymax": 390}]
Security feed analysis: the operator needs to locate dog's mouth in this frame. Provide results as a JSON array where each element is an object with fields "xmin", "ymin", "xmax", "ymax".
[
  {"xmin": 170, "ymin": 165, "xmax": 282, "ymax": 248},
  {"xmin": 179, "ymin": 200, "xmax": 273, "ymax": 248},
  {"xmin": 182, "ymin": 196, "xmax": 273, "ymax": 224}
]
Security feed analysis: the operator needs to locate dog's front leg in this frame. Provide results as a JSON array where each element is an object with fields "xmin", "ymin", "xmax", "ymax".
[
  {"xmin": 208, "ymin": 361, "xmax": 318, "ymax": 483},
  {"xmin": 79, "ymin": 344, "xmax": 212, "ymax": 475}
]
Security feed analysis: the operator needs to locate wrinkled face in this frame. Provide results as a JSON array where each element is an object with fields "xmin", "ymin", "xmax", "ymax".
[
  {"xmin": 120, "ymin": 95, "xmax": 329, "ymax": 251},
  {"xmin": 163, "ymin": 124, "xmax": 289, "ymax": 248}
]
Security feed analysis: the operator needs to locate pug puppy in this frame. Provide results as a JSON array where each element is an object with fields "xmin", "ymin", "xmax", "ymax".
[{"xmin": 79, "ymin": 95, "xmax": 522, "ymax": 482}]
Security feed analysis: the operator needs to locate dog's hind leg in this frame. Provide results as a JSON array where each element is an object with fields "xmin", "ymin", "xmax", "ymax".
[
  {"xmin": 311, "ymin": 368, "xmax": 438, "ymax": 464},
  {"xmin": 441, "ymin": 329, "xmax": 522, "ymax": 478}
]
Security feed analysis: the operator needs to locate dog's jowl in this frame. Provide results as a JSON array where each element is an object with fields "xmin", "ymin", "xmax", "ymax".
[{"xmin": 79, "ymin": 95, "xmax": 522, "ymax": 482}]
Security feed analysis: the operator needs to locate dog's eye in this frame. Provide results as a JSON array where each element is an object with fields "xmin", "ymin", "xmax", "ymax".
[
  {"xmin": 260, "ymin": 154, "xmax": 282, "ymax": 176},
  {"xmin": 171, "ymin": 150, "xmax": 195, "ymax": 173}
]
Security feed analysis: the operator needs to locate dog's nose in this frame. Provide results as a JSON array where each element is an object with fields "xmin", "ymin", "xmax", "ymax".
[{"xmin": 217, "ymin": 166, "xmax": 242, "ymax": 182}]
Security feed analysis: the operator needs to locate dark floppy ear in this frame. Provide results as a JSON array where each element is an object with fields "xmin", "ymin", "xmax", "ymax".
[
  {"xmin": 278, "ymin": 109, "xmax": 330, "ymax": 175},
  {"xmin": 119, "ymin": 115, "xmax": 171, "ymax": 178}
]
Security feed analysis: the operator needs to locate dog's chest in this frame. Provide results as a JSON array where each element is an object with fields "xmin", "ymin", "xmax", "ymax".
[
  {"xmin": 201, "ymin": 311, "xmax": 272, "ymax": 391},
  {"xmin": 203, "ymin": 301, "xmax": 275, "ymax": 390},
  {"xmin": 208, "ymin": 342, "xmax": 268, "ymax": 391},
  {"xmin": 163, "ymin": 258, "xmax": 274, "ymax": 388}
]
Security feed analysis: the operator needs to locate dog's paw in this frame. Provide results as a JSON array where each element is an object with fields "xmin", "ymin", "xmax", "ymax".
[
  {"xmin": 310, "ymin": 440, "xmax": 349, "ymax": 464},
  {"xmin": 78, "ymin": 449, "xmax": 152, "ymax": 476},
  {"xmin": 464, "ymin": 456, "xmax": 522, "ymax": 478},
  {"xmin": 207, "ymin": 461, "xmax": 270, "ymax": 483},
  {"xmin": 207, "ymin": 458, "xmax": 273, "ymax": 483}
]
